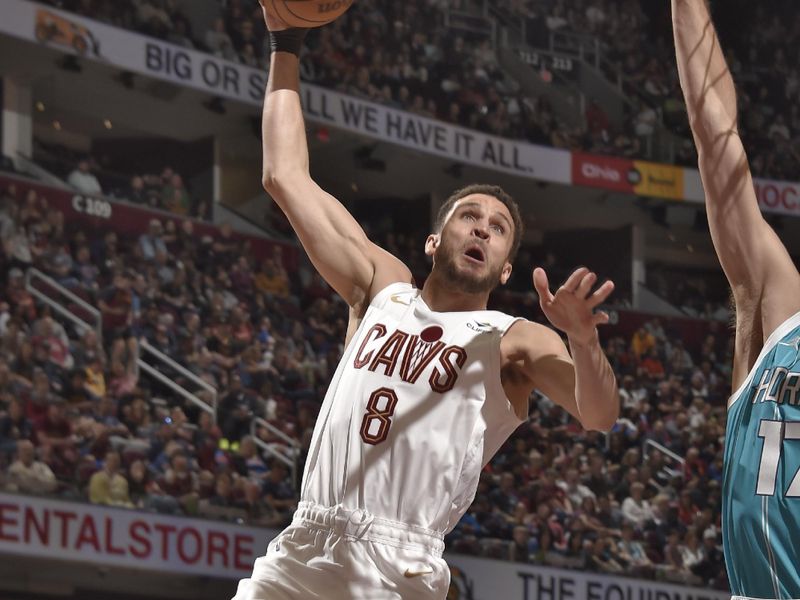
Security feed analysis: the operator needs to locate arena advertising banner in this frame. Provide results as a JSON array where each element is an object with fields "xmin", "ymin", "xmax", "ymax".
[
  {"xmin": 0, "ymin": 493, "xmax": 726, "ymax": 597},
  {"xmin": 684, "ymin": 168, "xmax": 800, "ymax": 218},
  {"xmin": 575, "ymin": 152, "xmax": 800, "ymax": 218},
  {"xmin": 444, "ymin": 555, "xmax": 729, "ymax": 600},
  {"xmin": 0, "ymin": 493, "xmax": 267, "ymax": 579},
  {"xmin": 572, "ymin": 153, "xmax": 684, "ymax": 200},
  {"xmin": 0, "ymin": 0, "xmax": 571, "ymax": 185}
]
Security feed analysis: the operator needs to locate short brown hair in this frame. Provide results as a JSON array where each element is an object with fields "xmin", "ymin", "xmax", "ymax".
[{"xmin": 434, "ymin": 184, "xmax": 523, "ymax": 263}]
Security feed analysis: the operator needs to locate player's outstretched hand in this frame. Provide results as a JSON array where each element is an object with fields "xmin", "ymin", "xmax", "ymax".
[
  {"xmin": 533, "ymin": 267, "xmax": 614, "ymax": 345},
  {"xmin": 258, "ymin": 0, "xmax": 289, "ymax": 31}
]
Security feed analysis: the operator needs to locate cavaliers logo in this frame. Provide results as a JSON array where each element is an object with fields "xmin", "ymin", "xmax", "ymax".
[{"xmin": 447, "ymin": 565, "xmax": 475, "ymax": 600}]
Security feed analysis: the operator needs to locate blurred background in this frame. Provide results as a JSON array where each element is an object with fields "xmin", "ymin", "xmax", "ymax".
[{"xmin": 0, "ymin": 0, "xmax": 796, "ymax": 598}]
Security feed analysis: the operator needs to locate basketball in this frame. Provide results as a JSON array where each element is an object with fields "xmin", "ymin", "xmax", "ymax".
[{"xmin": 271, "ymin": 0, "xmax": 354, "ymax": 28}]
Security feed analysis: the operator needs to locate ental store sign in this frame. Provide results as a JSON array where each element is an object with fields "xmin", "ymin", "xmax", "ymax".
[
  {"xmin": 0, "ymin": 494, "xmax": 729, "ymax": 600},
  {"xmin": 0, "ymin": 493, "xmax": 268, "ymax": 578}
]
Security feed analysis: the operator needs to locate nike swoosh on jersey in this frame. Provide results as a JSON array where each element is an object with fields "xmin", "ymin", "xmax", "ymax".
[
  {"xmin": 391, "ymin": 294, "xmax": 412, "ymax": 306},
  {"xmin": 404, "ymin": 568, "xmax": 434, "ymax": 578}
]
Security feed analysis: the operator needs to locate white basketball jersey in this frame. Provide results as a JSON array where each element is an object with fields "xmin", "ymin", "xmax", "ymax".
[{"xmin": 301, "ymin": 282, "xmax": 525, "ymax": 534}]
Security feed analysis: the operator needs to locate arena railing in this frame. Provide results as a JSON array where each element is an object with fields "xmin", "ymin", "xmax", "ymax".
[
  {"xmin": 24, "ymin": 267, "xmax": 218, "ymax": 423},
  {"xmin": 250, "ymin": 417, "xmax": 300, "ymax": 493},
  {"xmin": 643, "ymin": 439, "xmax": 686, "ymax": 484},
  {"xmin": 24, "ymin": 267, "xmax": 102, "ymax": 343},
  {"xmin": 14, "ymin": 154, "xmax": 74, "ymax": 189},
  {"xmin": 137, "ymin": 339, "xmax": 218, "ymax": 423},
  {"xmin": 443, "ymin": 7, "xmax": 496, "ymax": 44}
]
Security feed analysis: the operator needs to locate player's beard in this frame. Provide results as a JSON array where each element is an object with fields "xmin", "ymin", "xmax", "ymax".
[{"xmin": 434, "ymin": 236, "xmax": 504, "ymax": 295}]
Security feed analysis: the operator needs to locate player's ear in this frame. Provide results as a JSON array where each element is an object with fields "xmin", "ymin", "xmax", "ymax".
[
  {"xmin": 424, "ymin": 233, "xmax": 439, "ymax": 258},
  {"xmin": 499, "ymin": 261, "xmax": 512, "ymax": 285}
]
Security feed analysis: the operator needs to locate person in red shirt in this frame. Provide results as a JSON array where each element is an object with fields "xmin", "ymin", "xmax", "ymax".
[
  {"xmin": 98, "ymin": 271, "xmax": 133, "ymax": 337},
  {"xmin": 34, "ymin": 399, "xmax": 77, "ymax": 479},
  {"xmin": 640, "ymin": 348, "xmax": 665, "ymax": 379},
  {"xmin": 158, "ymin": 451, "xmax": 199, "ymax": 513}
]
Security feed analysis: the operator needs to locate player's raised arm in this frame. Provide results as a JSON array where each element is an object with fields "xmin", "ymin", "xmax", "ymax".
[
  {"xmin": 505, "ymin": 267, "xmax": 619, "ymax": 432},
  {"xmin": 258, "ymin": 3, "xmax": 410, "ymax": 310},
  {"xmin": 672, "ymin": 0, "xmax": 800, "ymax": 325}
]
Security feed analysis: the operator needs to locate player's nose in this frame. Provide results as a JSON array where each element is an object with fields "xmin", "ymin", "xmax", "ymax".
[{"xmin": 472, "ymin": 223, "xmax": 489, "ymax": 239}]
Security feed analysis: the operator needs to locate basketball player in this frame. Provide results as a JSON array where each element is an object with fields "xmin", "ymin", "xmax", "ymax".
[
  {"xmin": 673, "ymin": 1, "xmax": 800, "ymax": 598},
  {"xmin": 234, "ymin": 4, "xmax": 619, "ymax": 599}
]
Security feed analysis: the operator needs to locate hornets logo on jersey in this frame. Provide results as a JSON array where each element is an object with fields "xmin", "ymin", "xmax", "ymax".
[{"xmin": 724, "ymin": 312, "xmax": 800, "ymax": 599}]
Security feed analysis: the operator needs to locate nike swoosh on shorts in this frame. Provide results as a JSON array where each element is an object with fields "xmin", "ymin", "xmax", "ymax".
[{"xmin": 403, "ymin": 568, "xmax": 434, "ymax": 578}]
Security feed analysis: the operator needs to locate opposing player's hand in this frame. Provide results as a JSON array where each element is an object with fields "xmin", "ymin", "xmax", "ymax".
[
  {"xmin": 258, "ymin": 0, "xmax": 289, "ymax": 31},
  {"xmin": 533, "ymin": 267, "xmax": 614, "ymax": 346}
]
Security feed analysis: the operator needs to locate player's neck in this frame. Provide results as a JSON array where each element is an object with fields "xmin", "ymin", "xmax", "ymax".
[{"xmin": 420, "ymin": 276, "xmax": 489, "ymax": 313}]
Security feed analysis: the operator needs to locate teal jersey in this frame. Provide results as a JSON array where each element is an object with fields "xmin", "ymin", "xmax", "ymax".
[{"xmin": 724, "ymin": 312, "xmax": 800, "ymax": 599}]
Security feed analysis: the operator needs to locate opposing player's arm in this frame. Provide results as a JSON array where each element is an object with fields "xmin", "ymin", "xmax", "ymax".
[
  {"xmin": 672, "ymin": 0, "xmax": 800, "ymax": 319},
  {"xmin": 260, "ymin": 20, "xmax": 410, "ymax": 310}
]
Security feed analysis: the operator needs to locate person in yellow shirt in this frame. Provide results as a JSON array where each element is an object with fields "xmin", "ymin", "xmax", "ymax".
[
  {"xmin": 83, "ymin": 351, "xmax": 106, "ymax": 399},
  {"xmin": 631, "ymin": 327, "xmax": 655, "ymax": 360},
  {"xmin": 88, "ymin": 450, "xmax": 132, "ymax": 507},
  {"xmin": 254, "ymin": 258, "xmax": 289, "ymax": 298}
]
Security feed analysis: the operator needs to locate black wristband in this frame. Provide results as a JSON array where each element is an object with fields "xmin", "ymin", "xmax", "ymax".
[{"xmin": 269, "ymin": 28, "xmax": 309, "ymax": 56}]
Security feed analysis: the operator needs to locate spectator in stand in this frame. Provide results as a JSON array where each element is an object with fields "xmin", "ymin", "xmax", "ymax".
[
  {"xmin": 622, "ymin": 481, "xmax": 653, "ymax": 529},
  {"xmin": 5, "ymin": 439, "xmax": 57, "ymax": 495},
  {"xmin": 71, "ymin": 245, "xmax": 100, "ymax": 292},
  {"xmin": 617, "ymin": 521, "xmax": 654, "ymax": 577},
  {"xmin": 34, "ymin": 399, "xmax": 77, "ymax": 462},
  {"xmin": 509, "ymin": 525, "xmax": 537, "ymax": 563},
  {"xmin": 206, "ymin": 17, "xmax": 237, "ymax": 61},
  {"xmin": 208, "ymin": 471, "xmax": 238, "ymax": 508},
  {"xmin": 692, "ymin": 529, "xmax": 725, "ymax": 587},
  {"xmin": 641, "ymin": 347, "xmax": 665, "ymax": 380},
  {"xmin": 631, "ymin": 326, "xmax": 655, "ymax": 359},
  {"xmin": 31, "ymin": 314, "xmax": 74, "ymax": 374},
  {"xmin": 588, "ymin": 535, "xmax": 624, "ymax": 573},
  {"xmin": 161, "ymin": 173, "xmax": 191, "ymax": 216},
  {"xmin": 128, "ymin": 458, "xmax": 176, "ymax": 513},
  {"xmin": 159, "ymin": 451, "xmax": 199, "ymax": 514},
  {"xmin": 98, "ymin": 271, "xmax": 133, "ymax": 337},
  {"xmin": 0, "ymin": 398, "xmax": 33, "ymax": 456},
  {"xmin": 261, "ymin": 460, "xmax": 295, "ymax": 522},
  {"xmin": 67, "ymin": 158, "xmax": 102, "ymax": 196},
  {"xmin": 138, "ymin": 219, "xmax": 168, "ymax": 262},
  {"xmin": 129, "ymin": 175, "xmax": 148, "ymax": 205},
  {"xmin": 557, "ymin": 467, "xmax": 596, "ymax": 509},
  {"xmin": 88, "ymin": 450, "xmax": 133, "ymax": 507}
]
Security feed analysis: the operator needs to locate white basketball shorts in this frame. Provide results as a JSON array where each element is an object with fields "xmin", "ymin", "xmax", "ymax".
[{"xmin": 232, "ymin": 501, "xmax": 450, "ymax": 600}]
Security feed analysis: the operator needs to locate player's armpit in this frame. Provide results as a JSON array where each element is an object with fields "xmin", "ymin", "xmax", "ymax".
[{"xmin": 266, "ymin": 173, "xmax": 412, "ymax": 308}]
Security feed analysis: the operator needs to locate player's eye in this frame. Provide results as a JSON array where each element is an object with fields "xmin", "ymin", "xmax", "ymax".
[{"xmin": 491, "ymin": 224, "xmax": 505, "ymax": 234}]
